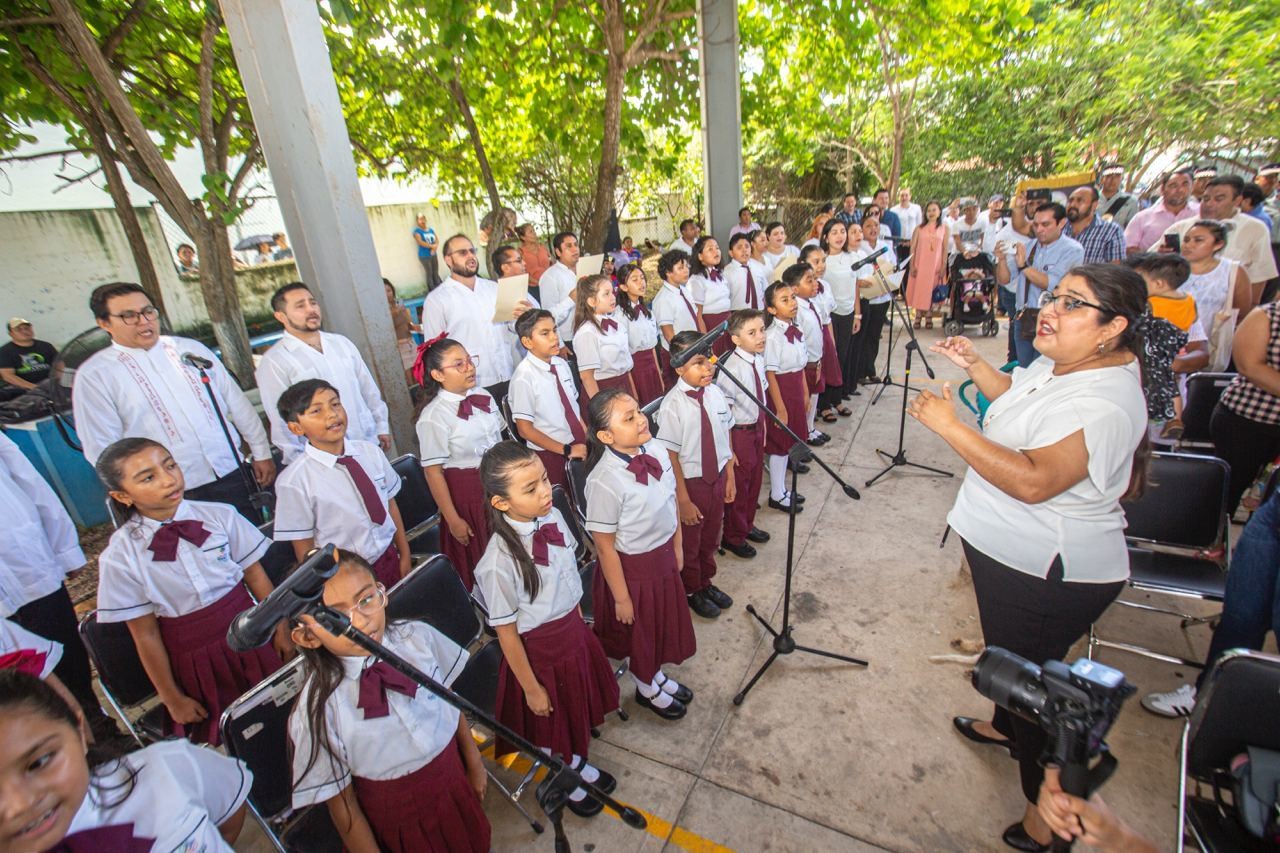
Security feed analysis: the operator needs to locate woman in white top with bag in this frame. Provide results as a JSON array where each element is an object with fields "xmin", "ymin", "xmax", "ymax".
[
  {"xmin": 1178, "ymin": 219, "xmax": 1252, "ymax": 371},
  {"xmin": 907, "ymin": 263, "xmax": 1149, "ymax": 852}
]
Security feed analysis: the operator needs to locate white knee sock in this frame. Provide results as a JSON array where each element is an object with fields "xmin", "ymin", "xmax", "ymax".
[
  {"xmin": 572, "ymin": 755, "xmax": 600, "ymax": 783},
  {"xmin": 769, "ymin": 454, "xmax": 789, "ymax": 502},
  {"xmin": 806, "ymin": 394, "xmax": 818, "ymax": 435},
  {"xmin": 632, "ymin": 672, "xmax": 673, "ymax": 707},
  {"xmin": 656, "ymin": 671, "xmax": 684, "ymax": 696}
]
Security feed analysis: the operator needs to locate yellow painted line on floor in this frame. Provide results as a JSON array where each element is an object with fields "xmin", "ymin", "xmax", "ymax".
[{"xmin": 478, "ymin": 743, "xmax": 736, "ymax": 852}]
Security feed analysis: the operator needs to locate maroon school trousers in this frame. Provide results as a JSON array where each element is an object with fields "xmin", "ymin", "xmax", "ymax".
[
  {"xmin": 681, "ymin": 466, "xmax": 727, "ymax": 594},
  {"xmin": 723, "ymin": 423, "xmax": 764, "ymax": 547}
]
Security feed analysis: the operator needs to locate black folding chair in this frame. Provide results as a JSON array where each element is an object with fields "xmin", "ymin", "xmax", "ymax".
[
  {"xmin": 498, "ymin": 396, "xmax": 520, "ymax": 442},
  {"xmin": 551, "ymin": 484, "xmax": 594, "ymax": 566},
  {"xmin": 1177, "ymin": 372, "xmax": 1235, "ymax": 452},
  {"xmin": 78, "ymin": 611, "xmax": 172, "ymax": 747},
  {"xmin": 641, "ymin": 395, "xmax": 662, "ymax": 440},
  {"xmin": 259, "ymin": 539, "xmax": 298, "ymax": 588},
  {"xmin": 1089, "ymin": 452, "xmax": 1231, "ymax": 668},
  {"xmin": 389, "ymin": 453, "xmax": 441, "ymax": 557},
  {"xmin": 1178, "ymin": 649, "xmax": 1280, "ymax": 851},
  {"xmin": 219, "ymin": 661, "xmax": 340, "ymax": 853}
]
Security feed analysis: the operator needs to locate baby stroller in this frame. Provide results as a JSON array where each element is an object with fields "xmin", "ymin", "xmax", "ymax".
[{"xmin": 942, "ymin": 249, "xmax": 1000, "ymax": 338}]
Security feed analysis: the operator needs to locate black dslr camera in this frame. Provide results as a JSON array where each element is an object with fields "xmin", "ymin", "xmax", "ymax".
[{"xmin": 973, "ymin": 647, "xmax": 1135, "ymax": 806}]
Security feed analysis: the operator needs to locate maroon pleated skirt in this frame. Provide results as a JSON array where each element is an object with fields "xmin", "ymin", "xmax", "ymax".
[
  {"xmin": 702, "ymin": 311, "xmax": 732, "ymax": 356},
  {"xmin": 593, "ymin": 534, "xmax": 696, "ymax": 683},
  {"xmin": 583, "ymin": 373, "xmax": 634, "ymax": 418},
  {"xmin": 351, "ymin": 741, "xmax": 491, "ymax": 853},
  {"xmin": 157, "ymin": 584, "xmax": 282, "ymax": 746},
  {"xmin": 441, "ymin": 467, "xmax": 490, "ymax": 591},
  {"xmin": 369, "ymin": 542, "xmax": 403, "ymax": 590},
  {"xmin": 535, "ymin": 449, "xmax": 570, "ymax": 491},
  {"xmin": 804, "ymin": 362, "xmax": 825, "ymax": 395},
  {"xmin": 821, "ymin": 325, "xmax": 844, "ymax": 388},
  {"xmin": 657, "ymin": 345, "xmax": 677, "ymax": 389},
  {"xmin": 495, "ymin": 610, "xmax": 620, "ymax": 759},
  {"xmin": 630, "ymin": 348, "xmax": 665, "ymax": 406},
  {"xmin": 765, "ymin": 370, "xmax": 809, "ymax": 455}
]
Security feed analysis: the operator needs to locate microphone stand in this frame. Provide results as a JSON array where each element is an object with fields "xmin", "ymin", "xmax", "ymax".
[
  {"xmin": 189, "ymin": 361, "xmax": 272, "ymax": 523},
  {"xmin": 307, "ymin": 604, "xmax": 647, "ymax": 852},
  {"xmin": 702, "ymin": 345, "xmax": 868, "ymax": 707},
  {"xmin": 870, "ymin": 256, "xmax": 916, "ymax": 406}
]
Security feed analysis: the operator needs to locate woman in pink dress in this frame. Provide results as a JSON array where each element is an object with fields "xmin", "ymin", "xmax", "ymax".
[{"xmin": 906, "ymin": 200, "xmax": 949, "ymax": 329}]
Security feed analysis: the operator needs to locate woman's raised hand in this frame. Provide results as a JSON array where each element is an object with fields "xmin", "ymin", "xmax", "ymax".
[{"xmin": 930, "ymin": 336, "xmax": 981, "ymax": 369}]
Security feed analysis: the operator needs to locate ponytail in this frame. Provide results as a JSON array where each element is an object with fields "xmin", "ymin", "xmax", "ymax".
[{"xmin": 585, "ymin": 388, "xmax": 631, "ymax": 474}]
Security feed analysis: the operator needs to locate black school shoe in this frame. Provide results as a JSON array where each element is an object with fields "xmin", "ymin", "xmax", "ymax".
[
  {"xmin": 704, "ymin": 584, "xmax": 733, "ymax": 609},
  {"xmin": 687, "ymin": 590, "xmax": 721, "ymax": 618},
  {"xmin": 635, "ymin": 689, "xmax": 687, "ymax": 720},
  {"xmin": 789, "ymin": 461, "xmax": 811, "ymax": 474},
  {"xmin": 746, "ymin": 527, "xmax": 771, "ymax": 543},
  {"xmin": 1001, "ymin": 822, "xmax": 1049, "ymax": 852},
  {"xmin": 767, "ymin": 497, "xmax": 804, "ymax": 513},
  {"xmin": 719, "ymin": 539, "xmax": 756, "ymax": 558},
  {"xmin": 656, "ymin": 675, "xmax": 694, "ymax": 704},
  {"xmin": 566, "ymin": 794, "xmax": 605, "ymax": 818},
  {"xmin": 574, "ymin": 765, "xmax": 616, "ymax": 795}
]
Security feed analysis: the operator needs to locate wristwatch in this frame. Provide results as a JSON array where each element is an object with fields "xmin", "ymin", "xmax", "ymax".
[
  {"xmin": 1016, "ymin": 262, "xmax": 1029, "ymax": 272},
  {"xmin": 562, "ymin": 442, "xmax": 574, "ymax": 457}
]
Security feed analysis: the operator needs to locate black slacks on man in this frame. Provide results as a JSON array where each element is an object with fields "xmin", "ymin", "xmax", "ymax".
[{"xmin": 12, "ymin": 586, "xmax": 99, "ymax": 718}]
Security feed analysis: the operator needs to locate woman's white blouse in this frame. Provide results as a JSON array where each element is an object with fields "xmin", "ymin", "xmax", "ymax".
[{"xmin": 946, "ymin": 359, "xmax": 1147, "ymax": 583}]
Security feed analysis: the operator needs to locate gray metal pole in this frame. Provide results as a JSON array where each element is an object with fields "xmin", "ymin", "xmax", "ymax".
[
  {"xmin": 219, "ymin": 0, "xmax": 414, "ymax": 454},
  {"xmin": 697, "ymin": 0, "xmax": 744, "ymax": 245}
]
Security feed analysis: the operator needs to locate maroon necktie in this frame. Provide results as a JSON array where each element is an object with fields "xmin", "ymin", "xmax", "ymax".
[
  {"xmin": 148, "ymin": 519, "xmax": 211, "ymax": 562},
  {"xmin": 684, "ymin": 388, "xmax": 720, "ymax": 483},
  {"xmin": 750, "ymin": 360, "xmax": 765, "ymax": 426},
  {"xmin": 457, "ymin": 394, "xmax": 492, "ymax": 420},
  {"xmin": 601, "ymin": 317, "xmax": 619, "ymax": 332},
  {"xmin": 745, "ymin": 266, "xmax": 759, "ymax": 309},
  {"xmin": 676, "ymin": 287, "xmax": 698, "ymax": 323},
  {"xmin": 809, "ymin": 301, "xmax": 822, "ymax": 330},
  {"xmin": 708, "ymin": 267, "xmax": 723, "ymax": 282},
  {"xmin": 357, "ymin": 661, "xmax": 419, "ymax": 719},
  {"xmin": 0, "ymin": 649, "xmax": 47, "ymax": 678},
  {"xmin": 626, "ymin": 453, "xmax": 664, "ymax": 484},
  {"xmin": 636, "ymin": 303, "xmax": 651, "ymax": 319},
  {"xmin": 784, "ymin": 324, "xmax": 803, "ymax": 344},
  {"xmin": 531, "ymin": 522, "xmax": 566, "ymax": 566},
  {"xmin": 549, "ymin": 363, "xmax": 587, "ymax": 444},
  {"xmin": 49, "ymin": 824, "xmax": 154, "ymax": 853},
  {"xmin": 335, "ymin": 455, "xmax": 388, "ymax": 525}
]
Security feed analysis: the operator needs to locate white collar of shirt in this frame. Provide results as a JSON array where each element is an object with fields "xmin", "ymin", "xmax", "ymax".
[
  {"xmin": 732, "ymin": 350, "xmax": 762, "ymax": 369},
  {"xmin": 522, "ymin": 354, "xmax": 554, "ymax": 374},
  {"xmin": 662, "ymin": 282, "xmax": 685, "ymax": 293},
  {"xmin": 133, "ymin": 501, "xmax": 194, "ymax": 534},
  {"xmin": 675, "ymin": 377, "xmax": 699, "ymax": 394},
  {"xmin": 303, "ymin": 441, "xmax": 345, "ymax": 468},
  {"xmin": 506, "ymin": 511, "xmax": 558, "ymax": 537},
  {"xmin": 278, "ymin": 329, "xmax": 327, "ymax": 353}
]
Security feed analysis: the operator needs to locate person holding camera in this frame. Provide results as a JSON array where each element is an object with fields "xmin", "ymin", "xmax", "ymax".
[{"xmin": 907, "ymin": 263, "xmax": 1150, "ymax": 851}]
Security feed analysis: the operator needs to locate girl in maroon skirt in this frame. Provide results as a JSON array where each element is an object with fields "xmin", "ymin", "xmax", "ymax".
[
  {"xmin": 93, "ymin": 437, "xmax": 287, "ymax": 746},
  {"xmin": 617, "ymin": 263, "xmax": 666, "ymax": 406},
  {"xmin": 763, "ymin": 281, "xmax": 811, "ymax": 512},
  {"xmin": 689, "ymin": 236, "xmax": 734, "ymax": 356},
  {"xmin": 475, "ymin": 441, "xmax": 621, "ymax": 818},
  {"xmin": 572, "ymin": 274, "xmax": 638, "ymax": 404},
  {"xmin": 583, "ymin": 389, "xmax": 698, "ymax": 721},
  {"xmin": 414, "ymin": 336, "xmax": 503, "ymax": 590},
  {"xmin": 289, "ymin": 551, "xmax": 489, "ymax": 853},
  {"xmin": 799, "ymin": 244, "xmax": 849, "ymax": 423}
]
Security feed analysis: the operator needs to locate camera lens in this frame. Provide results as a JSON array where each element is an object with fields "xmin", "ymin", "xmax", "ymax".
[{"xmin": 972, "ymin": 647, "xmax": 1049, "ymax": 722}]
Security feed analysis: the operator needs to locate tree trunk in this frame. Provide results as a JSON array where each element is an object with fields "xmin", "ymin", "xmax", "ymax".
[
  {"xmin": 584, "ymin": 53, "xmax": 626, "ymax": 251},
  {"xmin": 191, "ymin": 209, "xmax": 255, "ymax": 389},
  {"xmin": 447, "ymin": 76, "xmax": 501, "ymax": 218}
]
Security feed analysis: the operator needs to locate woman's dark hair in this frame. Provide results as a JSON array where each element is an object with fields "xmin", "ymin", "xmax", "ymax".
[
  {"xmin": 922, "ymin": 200, "xmax": 943, "ymax": 227},
  {"xmin": 96, "ymin": 437, "xmax": 170, "ymax": 524},
  {"xmin": 1064, "ymin": 263, "xmax": 1152, "ymax": 500},
  {"xmin": 763, "ymin": 281, "xmax": 791, "ymax": 328},
  {"xmin": 657, "ymin": 249, "xmax": 689, "ymax": 282},
  {"xmin": 764, "ymin": 222, "xmax": 784, "ymax": 239},
  {"xmin": 615, "ymin": 263, "xmax": 647, "ymax": 321},
  {"xmin": 573, "ymin": 274, "xmax": 613, "ymax": 332},
  {"xmin": 819, "ymin": 218, "xmax": 848, "ymax": 255},
  {"xmin": 689, "ymin": 236, "xmax": 722, "ymax": 276},
  {"xmin": 1186, "ymin": 219, "xmax": 1228, "ymax": 251},
  {"xmin": 413, "ymin": 336, "xmax": 467, "ymax": 412},
  {"xmin": 585, "ymin": 387, "xmax": 633, "ymax": 473},
  {"xmin": 479, "ymin": 441, "xmax": 542, "ymax": 600},
  {"xmin": 382, "ymin": 278, "xmax": 396, "ymax": 296}
]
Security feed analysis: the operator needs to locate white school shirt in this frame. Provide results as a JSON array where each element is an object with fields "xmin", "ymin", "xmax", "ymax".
[
  {"xmin": 509, "ymin": 354, "xmax": 582, "ymax": 447},
  {"xmin": 725, "ymin": 259, "xmax": 765, "ymax": 310},
  {"xmin": 474, "ymin": 508, "xmax": 582, "ymax": 634},
  {"xmin": 688, "ymin": 271, "xmax": 732, "ymax": 313},
  {"xmin": 716, "ymin": 350, "xmax": 769, "ymax": 426},
  {"xmin": 625, "ymin": 306, "xmax": 659, "ymax": 353},
  {"xmin": 655, "ymin": 378, "xmax": 733, "ymax": 480},
  {"xmin": 538, "ymin": 262, "xmax": 580, "ymax": 341},
  {"xmin": 273, "ymin": 439, "xmax": 401, "ymax": 561},
  {"xmin": 0, "ymin": 433, "xmax": 85, "ymax": 616},
  {"xmin": 947, "ymin": 359, "xmax": 1147, "ymax": 583},
  {"xmin": 289, "ymin": 621, "xmax": 467, "ymax": 805},
  {"xmin": 794, "ymin": 296, "xmax": 825, "ymax": 362},
  {"xmin": 573, "ymin": 314, "xmax": 635, "ymax": 379},
  {"xmin": 256, "ymin": 330, "xmax": 390, "ymax": 464},
  {"xmin": 419, "ymin": 276, "xmax": 544, "ymax": 390},
  {"xmin": 65, "ymin": 740, "xmax": 251, "ymax": 852},
  {"xmin": 0, "ymin": 617, "xmax": 62, "ymax": 677},
  {"xmin": 585, "ymin": 444, "xmax": 679, "ymax": 554},
  {"xmin": 825, "ymin": 250, "xmax": 861, "ymax": 315},
  {"xmin": 814, "ymin": 279, "xmax": 837, "ymax": 322},
  {"xmin": 762, "ymin": 247, "xmax": 799, "ymax": 274},
  {"xmin": 668, "ymin": 238, "xmax": 695, "ymax": 254},
  {"xmin": 764, "ymin": 320, "xmax": 808, "ymax": 375},
  {"xmin": 96, "ymin": 499, "xmax": 270, "ymax": 622},
  {"xmin": 651, "ymin": 282, "xmax": 700, "ymax": 349},
  {"xmin": 74, "ymin": 336, "xmax": 272, "ymax": 487},
  {"xmin": 416, "ymin": 387, "xmax": 503, "ymax": 470}
]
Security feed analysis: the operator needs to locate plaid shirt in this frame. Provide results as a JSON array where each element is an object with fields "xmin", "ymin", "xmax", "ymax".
[{"xmin": 1067, "ymin": 214, "xmax": 1126, "ymax": 264}]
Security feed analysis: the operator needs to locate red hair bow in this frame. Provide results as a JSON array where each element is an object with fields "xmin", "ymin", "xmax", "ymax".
[{"xmin": 412, "ymin": 331, "xmax": 450, "ymax": 387}]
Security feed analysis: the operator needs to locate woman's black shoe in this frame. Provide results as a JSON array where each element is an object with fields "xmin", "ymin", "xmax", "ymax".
[
  {"xmin": 1001, "ymin": 822, "xmax": 1049, "ymax": 852},
  {"xmin": 767, "ymin": 497, "xmax": 804, "ymax": 513},
  {"xmin": 746, "ymin": 527, "xmax": 771, "ymax": 543},
  {"xmin": 635, "ymin": 690, "xmax": 687, "ymax": 720},
  {"xmin": 571, "ymin": 760, "xmax": 617, "ymax": 794},
  {"xmin": 953, "ymin": 716, "xmax": 1017, "ymax": 757},
  {"xmin": 566, "ymin": 794, "xmax": 605, "ymax": 818}
]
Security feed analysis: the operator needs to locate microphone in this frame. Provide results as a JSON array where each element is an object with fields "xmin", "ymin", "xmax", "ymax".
[
  {"xmin": 227, "ymin": 545, "xmax": 339, "ymax": 651},
  {"xmin": 181, "ymin": 352, "xmax": 214, "ymax": 370},
  {"xmin": 669, "ymin": 320, "xmax": 729, "ymax": 369},
  {"xmin": 850, "ymin": 246, "xmax": 889, "ymax": 270}
]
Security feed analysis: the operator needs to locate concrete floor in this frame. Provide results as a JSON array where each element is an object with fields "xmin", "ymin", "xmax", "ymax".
[{"xmin": 239, "ymin": 318, "xmax": 1218, "ymax": 852}]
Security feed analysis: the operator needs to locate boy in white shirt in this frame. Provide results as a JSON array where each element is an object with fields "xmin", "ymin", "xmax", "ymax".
[
  {"xmin": 508, "ymin": 309, "xmax": 589, "ymax": 492},
  {"xmin": 717, "ymin": 311, "xmax": 771, "ymax": 559}
]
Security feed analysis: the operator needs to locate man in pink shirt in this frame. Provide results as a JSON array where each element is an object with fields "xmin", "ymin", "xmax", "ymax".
[{"xmin": 1126, "ymin": 169, "xmax": 1199, "ymax": 255}]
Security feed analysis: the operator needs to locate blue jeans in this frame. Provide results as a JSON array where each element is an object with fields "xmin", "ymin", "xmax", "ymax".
[
  {"xmin": 1196, "ymin": 489, "xmax": 1280, "ymax": 689},
  {"xmin": 1014, "ymin": 313, "xmax": 1041, "ymax": 367},
  {"xmin": 998, "ymin": 288, "xmax": 1017, "ymax": 364}
]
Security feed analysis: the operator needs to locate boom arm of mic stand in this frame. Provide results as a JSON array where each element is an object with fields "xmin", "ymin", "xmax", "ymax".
[
  {"xmin": 306, "ymin": 605, "xmax": 648, "ymax": 833},
  {"xmin": 711, "ymin": 358, "xmax": 860, "ymax": 500}
]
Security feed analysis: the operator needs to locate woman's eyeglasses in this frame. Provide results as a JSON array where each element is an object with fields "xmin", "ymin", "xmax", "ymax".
[
  {"xmin": 1039, "ymin": 291, "xmax": 1105, "ymax": 313},
  {"xmin": 442, "ymin": 355, "xmax": 478, "ymax": 372}
]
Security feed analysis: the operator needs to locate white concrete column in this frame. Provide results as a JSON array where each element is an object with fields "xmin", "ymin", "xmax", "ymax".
[
  {"xmin": 696, "ymin": 0, "xmax": 744, "ymax": 244},
  {"xmin": 219, "ymin": 0, "xmax": 414, "ymax": 453}
]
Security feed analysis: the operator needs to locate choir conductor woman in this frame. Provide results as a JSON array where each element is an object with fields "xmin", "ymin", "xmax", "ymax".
[{"xmin": 906, "ymin": 263, "xmax": 1150, "ymax": 852}]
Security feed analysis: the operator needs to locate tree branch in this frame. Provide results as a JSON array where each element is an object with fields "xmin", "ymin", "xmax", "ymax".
[
  {"xmin": 102, "ymin": 0, "xmax": 149, "ymax": 59},
  {"xmin": 0, "ymin": 15, "xmax": 56, "ymax": 29},
  {"xmin": 0, "ymin": 147, "xmax": 90, "ymax": 163},
  {"xmin": 52, "ymin": 164, "xmax": 102, "ymax": 192}
]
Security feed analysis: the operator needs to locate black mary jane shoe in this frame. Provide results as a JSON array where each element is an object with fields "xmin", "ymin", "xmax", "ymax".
[
  {"xmin": 1001, "ymin": 822, "xmax": 1050, "ymax": 852},
  {"xmin": 746, "ymin": 527, "xmax": 771, "ymax": 543},
  {"xmin": 635, "ymin": 689, "xmax": 687, "ymax": 720},
  {"xmin": 767, "ymin": 497, "xmax": 804, "ymax": 514},
  {"xmin": 566, "ymin": 794, "xmax": 605, "ymax": 818},
  {"xmin": 656, "ymin": 675, "xmax": 694, "ymax": 704},
  {"xmin": 687, "ymin": 590, "xmax": 721, "ymax": 619},
  {"xmin": 704, "ymin": 584, "xmax": 734, "ymax": 609},
  {"xmin": 578, "ymin": 766, "xmax": 616, "ymax": 795},
  {"xmin": 720, "ymin": 539, "xmax": 756, "ymax": 558},
  {"xmin": 953, "ymin": 716, "xmax": 1017, "ymax": 757}
]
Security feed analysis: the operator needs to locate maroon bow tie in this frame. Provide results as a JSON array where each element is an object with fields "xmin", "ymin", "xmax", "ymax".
[
  {"xmin": 457, "ymin": 394, "xmax": 492, "ymax": 420},
  {"xmin": 626, "ymin": 453, "xmax": 664, "ymax": 484},
  {"xmin": 601, "ymin": 317, "xmax": 619, "ymax": 332},
  {"xmin": 357, "ymin": 661, "xmax": 419, "ymax": 719},
  {"xmin": 783, "ymin": 324, "xmax": 803, "ymax": 344},
  {"xmin": 708, "ymin": 268, "xmax": 723, "ymax": 282},
  {"xmin": 636, "ymin": 303, "xmax": 651, "ymax": 318},
  {"xmin": 0, "ymin": 649, "xmax": 48, "ymax": 678},
  {"xmin": 48, "ymin": 823, "xmax": 154, "ymax": 853},
  {"xmin": 531, "ymin": 522, "xmax": 566, "ymax": 567},
  {"xmin": 148, "ymin": 519, "xmax": 210, "ymax": 562}
]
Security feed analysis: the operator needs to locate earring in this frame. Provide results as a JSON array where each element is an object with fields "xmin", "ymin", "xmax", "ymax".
[{"xmin": 1097, "ymin": 340, "xmax": 1106, "ymax": 354}]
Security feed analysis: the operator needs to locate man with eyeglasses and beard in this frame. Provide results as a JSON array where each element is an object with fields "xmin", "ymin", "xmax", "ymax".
[{"xmin": 73, "ymin": 281, "xmax": 275, "ymax": 520}]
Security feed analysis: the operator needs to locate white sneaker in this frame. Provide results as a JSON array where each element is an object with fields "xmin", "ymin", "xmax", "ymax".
[{"xmin": 1141, "ymin": 684, "xmax": 1196, "ymax": 718}]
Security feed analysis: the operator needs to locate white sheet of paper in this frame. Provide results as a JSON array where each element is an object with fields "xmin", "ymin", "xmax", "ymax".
[
  {"xmin": 492, "ymin": 273, "xmax": 530, "ymax": 323},
  {"xmin": 576, "ymin": 254, "xmax": 604, "ymax": 277}
]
